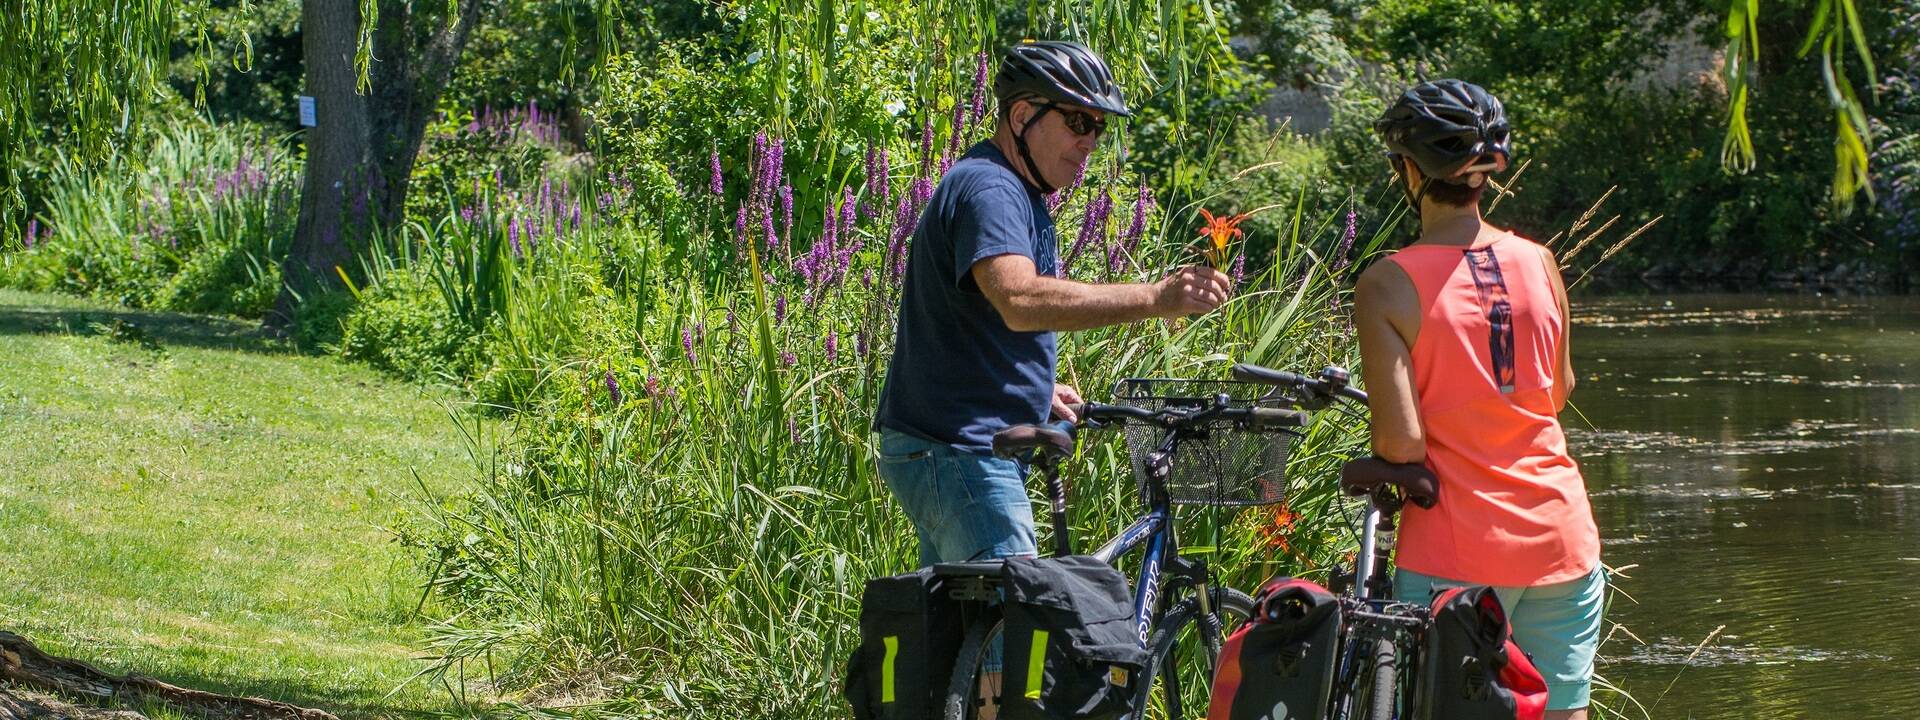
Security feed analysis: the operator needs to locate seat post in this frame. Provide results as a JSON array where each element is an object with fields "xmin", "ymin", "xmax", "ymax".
[{"xmin": 1041, "ymin": 462, "xmax": 1072, "ymax": 557}]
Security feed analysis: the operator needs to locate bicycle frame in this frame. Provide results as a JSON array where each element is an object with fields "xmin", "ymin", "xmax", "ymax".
[{"xmin": 1079, "ymin": 424, "xmax": 1215, "ymax": 650}]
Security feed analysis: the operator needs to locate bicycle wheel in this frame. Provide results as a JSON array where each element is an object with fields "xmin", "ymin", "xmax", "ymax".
[
  {"xmin": 1132, "ymin": 587, "xmax": 1256, "ymax": 720},
  {"xmin": 944, "ymin": 612, "xmax": 1006, "ymax": 720},
  {"xmin": 1347, "ymin": 637, "xmax": 1398, "ymax": 720}
]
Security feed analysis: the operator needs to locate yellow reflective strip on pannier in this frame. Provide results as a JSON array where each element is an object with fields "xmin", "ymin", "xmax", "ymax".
[
  {"xmin": 881, "ymin": 636, "xmax": 898, "ymax": 703},
  {"xmin": 1025, "ymin": 630, "xmax": 1049, "ymax": 700}
]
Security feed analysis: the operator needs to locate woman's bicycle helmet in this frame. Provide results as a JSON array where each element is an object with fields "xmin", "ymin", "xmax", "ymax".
[
  {"xmin": 1374, "ymin": 79, "xmax": 1510, "ymax": 207},
  {"xmin": 992, "ymin": 40, "xmax": 1130, "ymax": 193}
]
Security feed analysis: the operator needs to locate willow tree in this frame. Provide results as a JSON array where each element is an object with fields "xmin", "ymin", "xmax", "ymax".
[
  {"xmin": 269, "ymin": 0, "xmax": 486, "ymax": 330},
  {"xmin": 1721, "ymin": 0, "xmax": 1880, "ymax": 210},
  {"xmin": 0, "ymin": 0, "xmax": 174, "ymax": 249}
]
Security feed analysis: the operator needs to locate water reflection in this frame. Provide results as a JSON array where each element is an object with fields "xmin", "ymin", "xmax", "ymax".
[{"xmin": 1567, "ymin": 293, "xmax": 1920, "ymax": 719}]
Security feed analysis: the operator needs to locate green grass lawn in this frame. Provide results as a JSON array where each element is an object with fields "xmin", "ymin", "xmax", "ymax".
[{"xmin": 0, "ymin": 289, "xmax": 481, "ymax": 718}]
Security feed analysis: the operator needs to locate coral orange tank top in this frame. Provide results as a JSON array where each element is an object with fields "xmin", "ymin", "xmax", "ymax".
[{"xmin": 1384, "ymin": 231, "xmax": 1599, "ymax": 587}]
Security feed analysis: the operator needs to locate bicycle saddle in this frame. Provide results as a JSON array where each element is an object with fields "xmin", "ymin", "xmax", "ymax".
[
  {"xmin": 1339, "ymin": 457, "xmax": 1439, "ymax": 509},
  {"xmin": 991, "ymin": 423, "xmax": 1075, "ymax": 460}
]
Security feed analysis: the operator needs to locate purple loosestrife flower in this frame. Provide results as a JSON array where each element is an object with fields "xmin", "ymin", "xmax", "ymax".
[
  {"xmin": 841, "ymin": 186, "xmax": 858, "ymax": 233},
  {"xmin": 861, "ymin": 268, "xmax": 874, "ymax": 290},
  {"xmin": 948, "ymin": 102, "xmax": 966, "ymax": 158},
  {"xmin": 780, "ymin": 184, "xmax": 794, "ymax": 245},
  {"xmin": 1331, "ymin": 210, "xmax": 1358, "ymax": 275},
  {"xmin": 710, "ymin": 151, "xmax": 725, "ymax": 196},
  {"xmin": 1230, "ymin": 253, "xmax": 1247, "ymax": 285},
  {"xmin": 1114, "ymin": 184, "xmax": 1155, "ymax": 272},
  {"xmin": 508, "ymin": 217, "xmax": 523, "ymax": 257},
  {"xmin": 781, "ymin": 351, "xmax": 798, "ymax": 367},
  {"xmin": 726, "ymin": 308, "xmax": 737, "ymax": 332},
  {"xmin": 825, "ymin": 330, "xmax": 839, "ymax": 364},
  {"xmin": 865, "ymin": 146, "xmax": 891, "ymax": 219},
  {"xmin": 856, "ymin": 330, "xmax": 869, "ymax": 358},
  {"xmin": 970, "ymin": 51, "xmax": 991, "ymax": 123},
  {"xmin": 605, "ymin": 370, "xmax": 623, "ymax": 406},
  {"xmin": 460, "ymin": 205, "xmax": 477, "ymax": 225},
  {"xmin": 682, "ymin": 326, "xmax": 697, "ymax": 364},
  {"xmin": 735, "ymin": 205, "xmax": 750, "ymax": 252},
  {"xmin": 767, "ymin": 137, "xmax": 785, "ymax": 197},
  {"xmin": 1067, "ymin": 189, "xmax": 1113, "ymax": 275},
  {"xmin": 645, "ymin": 376, "xmax": 662, "ymax": 397},
  {"xmin": 920, "ymin": 117, "xmax": 936, "ymax": 171},
  {"xmin": 763, "ymin": 213, "xmax": 778, "ymax": 254},
  {"xmin": 24, "ymin": 219, "xmax": 37, "ymax": 249},
  {"xmin": 774, "ymin": 293, "xmax": 787, "ymax": 325},
  {"xmin": 912, "ymin": 177, "xmax": 935, "ymax": 207}
]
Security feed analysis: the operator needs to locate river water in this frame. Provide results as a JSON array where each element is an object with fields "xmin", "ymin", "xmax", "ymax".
[{"xmin": 1568, "ymin": 292, "xmax": 1920, "ymax": 718}]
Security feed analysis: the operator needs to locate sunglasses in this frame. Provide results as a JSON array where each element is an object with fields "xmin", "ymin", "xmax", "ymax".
[{"xmin": 1037, "ymin": 103, "xmax": 1108, "ymax": 137}]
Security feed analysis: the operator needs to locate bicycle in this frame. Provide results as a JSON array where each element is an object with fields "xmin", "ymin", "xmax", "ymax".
[
  {"xmin": 1227, "ymin": 363, "xmax": 1438, "ymax": 720},
  {"xmin": 935, "ymin": 372, "xmax": 1325, "ymax": 720}
]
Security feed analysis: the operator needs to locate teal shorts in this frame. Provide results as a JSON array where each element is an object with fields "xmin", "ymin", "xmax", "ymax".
[{"xmin": 1395, "ymin": 565, "xmax": 1606, "ymax": 712}]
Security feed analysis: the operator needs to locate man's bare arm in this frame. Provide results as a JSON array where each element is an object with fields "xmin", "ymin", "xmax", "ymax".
[
  {"xmin": 971, "ymin": 254, "xmax": 1229, "ymax": 332},
  {"xmin": 1354, "ymin": 261, "xmax": 1426, "ymax": 464}
]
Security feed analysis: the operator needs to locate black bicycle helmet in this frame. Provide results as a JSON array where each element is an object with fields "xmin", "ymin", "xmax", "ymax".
[
  {"xmin": 1374, "ymin": 79, "xmax": 1510, "ymax": 183},
  {"xmin": 993, "ymin": 41, "xmax": 1130, "ymax": 193},
  {"xmin": 994, "ymin": 40, "xmax": 1132, "ymax": 118}
]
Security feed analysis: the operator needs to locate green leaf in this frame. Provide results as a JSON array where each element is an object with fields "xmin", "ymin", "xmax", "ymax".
[
  {"xmin": 1839, "ymin": 0, "xmax": 1877, "ymax": 89},
  {"xmin": 1796, "ymin": 0, "xmax": 1831, "ymax": 58}
]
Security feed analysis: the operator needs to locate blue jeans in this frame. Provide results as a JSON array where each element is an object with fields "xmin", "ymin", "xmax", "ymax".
[{"xmin": 876, "ymin": 429, "xmax": 1038, "ymax": 566}]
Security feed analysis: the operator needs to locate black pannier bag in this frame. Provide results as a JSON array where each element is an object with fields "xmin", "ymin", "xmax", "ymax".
[
  {"xmin": 999, "ymin": 555, "xmax": 1149, "ymax": 720},
  {"xmin": 1205, "ymin": 576, "xmax": 1342, "ymax": 720},
  {"xmin": 1412, "ymin": 585, "xmax": 1547, "ymax": 720},
  {"xmin": 844, "ymin": 567, "xmax": 965, "ymax": 720}
]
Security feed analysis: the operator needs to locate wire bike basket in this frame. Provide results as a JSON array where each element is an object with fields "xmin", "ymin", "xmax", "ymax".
[{"xmin": 1114, "ymin": 378, "xmax": 1296, "ymax": 507}]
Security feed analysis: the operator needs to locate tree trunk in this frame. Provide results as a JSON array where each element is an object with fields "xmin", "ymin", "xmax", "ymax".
[{"xmin": 267, "ymin": 0, "xmax": 486, "ymax": 334}]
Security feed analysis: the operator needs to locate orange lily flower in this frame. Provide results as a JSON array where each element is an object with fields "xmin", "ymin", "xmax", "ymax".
[{"xmin": 1196, "ymin": 208, "xmax": 1248, "ymax": 270}]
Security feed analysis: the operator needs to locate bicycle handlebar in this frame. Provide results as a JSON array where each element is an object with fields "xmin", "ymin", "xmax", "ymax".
[
  {"xmin": 1230, "ymin": 363, "xmax": 1369, "ymax": 404},
  {"xmin": 1065, "ymin": 401, "xmax": 1307, "ymax": 431}
]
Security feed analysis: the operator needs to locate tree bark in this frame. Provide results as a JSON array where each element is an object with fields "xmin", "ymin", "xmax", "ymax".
[
  {"xmin": 267, "ymin": 0, "xmax": 486, "ymax": 334},
  {"xmin": 0, "ymin": 631, "xmax": 337, "ymax": 720}
]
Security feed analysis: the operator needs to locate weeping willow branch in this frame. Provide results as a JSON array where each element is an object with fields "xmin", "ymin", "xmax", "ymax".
[{"xmin": 1719, "ymin": 0, "xmax": 1879, "ymax": 213}]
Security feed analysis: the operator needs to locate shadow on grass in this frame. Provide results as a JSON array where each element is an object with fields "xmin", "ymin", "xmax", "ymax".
[
  {"xmin": 0, "ymin": 302, "xmax": 293, "ymax": 356},
  {"xmin": 12, "ymin": 657, "xmax": 474, "ymax": 720}
]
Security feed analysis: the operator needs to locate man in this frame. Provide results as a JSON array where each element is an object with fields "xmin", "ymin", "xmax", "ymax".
[
  {"xmin": 1353, "ymin": 79, "xmax": 1604, "ymax": 719},
  {"xmin": 875, "ymin": 40, "xmax": 1232, "ymax": 569}
]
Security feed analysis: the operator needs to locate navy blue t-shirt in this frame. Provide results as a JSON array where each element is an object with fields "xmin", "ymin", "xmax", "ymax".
[{"xmin": 876, "ymin": 142, "xmax": 1059, "ymax": 453}]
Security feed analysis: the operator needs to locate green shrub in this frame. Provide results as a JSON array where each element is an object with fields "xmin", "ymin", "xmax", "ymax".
[
  {"xmin": 0, "ymin": 120, "xmax": 299, "ymax": 315},
  {"xmin": 338, "ymin": 267, "xmax": 480, "ymax": 384}
]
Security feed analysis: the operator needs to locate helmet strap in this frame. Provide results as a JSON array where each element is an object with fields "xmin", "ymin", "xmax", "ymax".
[{"xmin": 1012, "ymin": 104, "xmax": 1059, "ymax": 194}]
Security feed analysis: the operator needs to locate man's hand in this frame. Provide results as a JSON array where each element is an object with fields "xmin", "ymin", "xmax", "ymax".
[
  {"xmin": 1153, "ymin": 265, "xmax": 1232, "ymax": 318},
  {"xmin": 1050, "ymin": 383, "xmax": 1083, "ymax": 423}
]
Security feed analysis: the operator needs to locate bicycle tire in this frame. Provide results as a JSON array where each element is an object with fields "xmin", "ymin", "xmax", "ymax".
[
  {"xmin": 944, "ymin": 613, "xmax": 1005, "ymax": 720},
  {"xmin": 1132, "ymin": 587, "xmax": 1256, "ymax": 720},
  {"xmin": 1355, "ymin": 637, "xmax": 1398, "ymax": 720}
]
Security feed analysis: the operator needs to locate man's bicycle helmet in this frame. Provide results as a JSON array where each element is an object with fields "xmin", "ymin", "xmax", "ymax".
[
  {"xmin": 1374, "ymin": 79, "xmax": 1510, "ymax": 185},
  {"xmin": 994, "ymin": 40, "xmax": 1132, "ymax": 118},
  {"xmin": 992, "ymin": 40, "xmax": 1130, "ymax": 193}
]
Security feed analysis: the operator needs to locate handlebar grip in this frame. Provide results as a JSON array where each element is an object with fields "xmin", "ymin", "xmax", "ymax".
[
  {"xmin": 1231, "ymin": 363, "xmax": 1304, "ymax": 386},
  {"xmin": 1247, "ymin": 407, "xmax": 1309, "ymax": 429},
  {"xmin": 1065, "ymin": 402, "xmax": 1088, "ymax": 421}
]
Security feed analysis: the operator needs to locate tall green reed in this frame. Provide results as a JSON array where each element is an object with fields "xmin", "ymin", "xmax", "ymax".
[{"xmin": 0, "ymin": 121, "xmax": 298, "ymax": 316}]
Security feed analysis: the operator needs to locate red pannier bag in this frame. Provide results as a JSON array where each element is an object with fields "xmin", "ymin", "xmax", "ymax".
[
  {"xmin": 1413, "ymin": 585, "xmax": 1548, "ymax": 720},
  {"xmin": 1206, "ymin": 577, "xmax": 1341, "ymax": 720}
]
